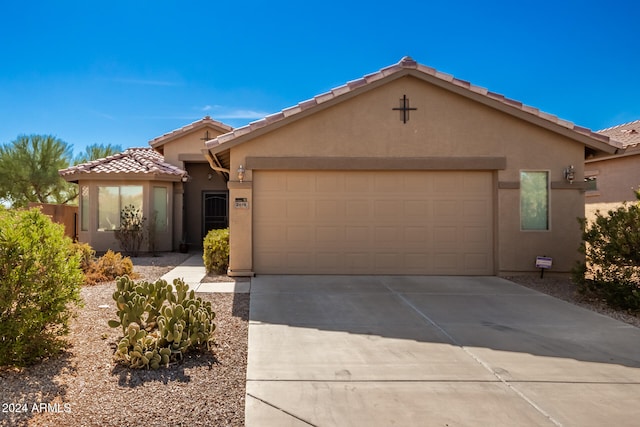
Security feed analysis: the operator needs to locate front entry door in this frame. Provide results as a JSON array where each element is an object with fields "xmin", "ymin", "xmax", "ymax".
[{"xmin": 202, "ymin": 192, "xmax": 228, "ymax": 239}]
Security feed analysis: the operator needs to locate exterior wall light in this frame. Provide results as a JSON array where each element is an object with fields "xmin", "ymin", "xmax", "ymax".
[
  {"xmin": 181, "ymin": 174, "xmax": 190, "ymax": 183},
  {"xmin": 564, "ymin": 165, "xmax": 575, "ymax": 184},
  {"xmin": 237, "ymin": 165, "xmax": 245, "ymax": 182}
]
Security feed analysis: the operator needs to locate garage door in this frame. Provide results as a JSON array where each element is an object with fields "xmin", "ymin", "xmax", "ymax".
[{"xmin": 253, "ymin": 170, "xmax": 494, "ymax": 275}]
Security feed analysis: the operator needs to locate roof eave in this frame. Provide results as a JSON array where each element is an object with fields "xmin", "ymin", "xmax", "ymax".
[
  {"xmin": 206, "ymin": 61, "xmax": 622, "ymax": 157},
  {"xmin": 59, "ymin": 171, "xmax": 185, "ymax": 183}
]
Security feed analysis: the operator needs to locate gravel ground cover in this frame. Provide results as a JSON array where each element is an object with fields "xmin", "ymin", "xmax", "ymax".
[
  {"xmin": 0, "ymin": 252, "xmax": 249, "ymax": 427},
  {"xmin": 507, "ymin": 275, "xmax": 640, "ymax": 328},
  {"xmin": 2, "ymin": 251, "xmax": 638, "ymax": 427}
]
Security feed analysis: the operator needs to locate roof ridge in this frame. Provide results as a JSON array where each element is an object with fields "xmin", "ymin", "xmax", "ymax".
[
  {"xmin": 149, "ymin": 116, "xmax": 233, "ymax": 147},
  {"xmin": 59, "ymin": 147, "xmax": 186, "ymax": 178},
  {"xmin": 206, "ymin": 56, "xmax": 618, "ymax": 150}
]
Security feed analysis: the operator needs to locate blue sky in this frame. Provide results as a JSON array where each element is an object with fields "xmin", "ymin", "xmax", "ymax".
[{"xmin": 1, "ymin": 0, "xmax": 638, "ymax": 156}]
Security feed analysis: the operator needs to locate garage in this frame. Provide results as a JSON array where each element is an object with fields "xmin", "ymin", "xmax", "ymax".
[
  {"xmin": 205, "ymin": 57, "xmax": 617, "ymax": 276},
  {"xmin": 253, "ymin": 170, "xmax": 494, "ymax": 275}
]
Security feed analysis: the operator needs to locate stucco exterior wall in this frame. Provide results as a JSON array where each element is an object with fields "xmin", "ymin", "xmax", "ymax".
[
  {"xmin": 162, "ymin": 126, "xmax": 227, "ymax": 167},
  {"xmin": 585, "ymin": 154, "xmax": 640, "ymax": 203},
  {"xmin": 182, "ymin": 162, "xmax": 228, "ymax": 248},
  {"xmin": 225, "ymin": 75, "xmax": 586, "ymax": 274}
]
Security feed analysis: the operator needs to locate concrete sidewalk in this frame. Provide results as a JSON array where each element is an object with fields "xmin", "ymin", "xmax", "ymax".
[
  {"xmin": 160, "ymin": 252, "xmax": 250, "ymax": 293},
  {"xmin": 246, "ymin": 275, "xmax": 640, "ymax": 426}
]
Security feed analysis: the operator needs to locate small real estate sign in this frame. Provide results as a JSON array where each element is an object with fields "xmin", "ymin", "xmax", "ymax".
[{"xmin": 535, "ymin": 256, "xmax": 553, "ymax": 269}]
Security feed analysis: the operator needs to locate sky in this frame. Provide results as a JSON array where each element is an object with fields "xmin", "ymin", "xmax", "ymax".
[{"xmin": 1, "ymin": 0, "xmax": 639, "ymax": 157}]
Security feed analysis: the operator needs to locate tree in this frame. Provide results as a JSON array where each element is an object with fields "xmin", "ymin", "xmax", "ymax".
[
  {"xmin": 0, "ymin": 135, "xmax": 76, "ymax": 207},
  {"xmin": 74, "ymin": 143, "xmax": 123, "ymax": 164}
]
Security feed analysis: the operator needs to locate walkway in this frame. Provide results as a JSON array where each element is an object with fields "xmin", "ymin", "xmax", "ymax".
[{"xmin": 160, "ymin": 252, "xmax": 250, "ymax": 293}]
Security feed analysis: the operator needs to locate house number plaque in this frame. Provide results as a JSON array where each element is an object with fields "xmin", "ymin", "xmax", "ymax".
[{"xmin": 234, "ymin": 198, "xmax": 249, "ymax": 209}]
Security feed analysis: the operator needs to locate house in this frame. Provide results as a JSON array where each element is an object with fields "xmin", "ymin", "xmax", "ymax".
[
  {"xmin": 59, "ymin": 117, "xmax": 232, "ymax": 252},
  {"xmin": 61, "ymin": 56, "xmax": 622, "ymax": 275},
  {"xmin": 585, "ymin": 120, "xmax": 640, "ymax": 219}
]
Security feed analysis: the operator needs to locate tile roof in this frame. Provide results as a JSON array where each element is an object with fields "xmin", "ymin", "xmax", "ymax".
[
  {"xmin": 149, "ymin": 116, "xmax": 233, "ymax": 148},
  {"xmin": 597, "ymin": 120, "xmax": 640, "ymax": 148},
  {"xmin": 206, "ymin": 56, "xmax": 621, "ymax": 153},
  {"xmin": 59, "ymin": 148, "xmax": 187, "ymax": 180}
]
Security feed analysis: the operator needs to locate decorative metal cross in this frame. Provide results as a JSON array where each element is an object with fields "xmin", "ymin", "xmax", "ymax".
[
  {"xmin": 200, "ymin": 130, "xmax": 213, "ymax": 141},
  {"xmin": 392, "ymin": 95, "xmax": 417, "ymax": 123}
]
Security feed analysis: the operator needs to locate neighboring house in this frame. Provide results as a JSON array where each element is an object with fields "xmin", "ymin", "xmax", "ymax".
[
  {"xmin": 62, "ymin": 57, "xmax": 622, "ymax": 275},
  {"xmin": 585, "ymin": 120, "xmax": 640, "ymax": 219}
]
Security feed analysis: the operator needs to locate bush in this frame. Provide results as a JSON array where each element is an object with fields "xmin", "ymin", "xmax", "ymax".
[
  {"xmin": 72, "ymin": 244, "xmax": 136, "ymax": 285},
  {"xmin": 0, "ymin": 208, "xmax": 83, "ymax": 366},
  {"xmin": 203, "ymin": 228, "xmax": 229, "ymax": 274},
  {"xmin": 574, "ymin": 199, "xmax": 640, "ymax": 311},
  {"xmin": 96, "ymin": 249, "xmax": 135, "ymax": 281},
  {"xmin": 114, "ymin": 204, "xmax": 146, "ymax": 257},
  {"xmin": 108, "ymin": 276, "xmax": 216, "ymax": 369}
]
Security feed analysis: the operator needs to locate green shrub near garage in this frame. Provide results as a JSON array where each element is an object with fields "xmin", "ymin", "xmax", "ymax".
[
  {"xmin": 0, "ymin": 207, "xmax": 84, "ymax": 367},
  {"xmin": 203, "ymin": 228, "xmax": 229, "ymax": 275},
  {"xmin": 574, "ymin": 197, "xmax": 640, "ymax": 312}
]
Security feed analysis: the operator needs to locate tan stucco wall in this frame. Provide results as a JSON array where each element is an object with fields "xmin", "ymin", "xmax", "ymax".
[
  {"xmin": 162, "ymin": 126, "xmax": 227, "ymax": 167},
  {"xmin": 182, "ymin": 163, "xmax": 228, "ymax": 248},
  {"xmin": 226, "ymin": 75, "xmax": 587, "ymax": 274},
  {"xmin": 583, "ymin": 154, "xmax": 640, "ymax": 222},
  {"xmin": 76, "ymin": 178, "xmax": 175, "ymax": 253},
  {"xmin": 585, "ymin": 154, "xmax": 640, "ymax": 203}
]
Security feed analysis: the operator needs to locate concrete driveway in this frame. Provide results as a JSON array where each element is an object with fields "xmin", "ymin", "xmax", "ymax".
[{"xmin": 245, "ymin": 276, "xmax": 640, "ymax": 426}]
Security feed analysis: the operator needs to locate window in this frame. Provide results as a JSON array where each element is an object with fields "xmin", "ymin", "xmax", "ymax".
[
  {"xmin": 80, "ymin": 185, "xmax": 89, "ymax": 231},
  {"xmin": 98, "ymin": 186, "xmax": 143, "ymax": 231},
  {"xmin": 585, "ymin": 176, "xmax": 598, "ymax": 192},
  {"xmin": 153, "ymin": 187, "xmax": 168, "ymax": 232},
  {"xmin": 520, "ymin": 171, "xmax": 549, "ymax": 230}
]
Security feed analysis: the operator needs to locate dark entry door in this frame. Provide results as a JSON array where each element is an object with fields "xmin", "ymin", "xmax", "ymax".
[{"xmin": 202, "ymin": 192, "xmax": 228, "ymax": 239}]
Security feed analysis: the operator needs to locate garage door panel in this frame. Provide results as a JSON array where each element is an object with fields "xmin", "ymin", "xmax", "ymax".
[
  {"xmin": 346, "ymin": 200, "xmax": 371, "ymax": 218},
  {"xmin": 254, "ymin": 171, "xmax": 493, "ymax": 275}
]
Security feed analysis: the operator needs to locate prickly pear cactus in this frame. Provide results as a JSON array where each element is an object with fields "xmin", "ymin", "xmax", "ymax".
[{"xmin": 108, "ymin": 277, "xmax": 216, "ymax": 369}]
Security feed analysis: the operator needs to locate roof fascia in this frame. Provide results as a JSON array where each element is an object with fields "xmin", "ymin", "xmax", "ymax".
[{"xmin": 61, "ymin": 172, "xmax": 183, "ymax": 184}]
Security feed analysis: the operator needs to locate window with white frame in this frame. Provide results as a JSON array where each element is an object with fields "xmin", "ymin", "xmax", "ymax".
[
  {"xmin": 520, "ymin": 171, "xmax": 549, "ymax": 231},
  {"xmin": 97, "ymin": 186, "xmax": 143, "ymax": 231}
]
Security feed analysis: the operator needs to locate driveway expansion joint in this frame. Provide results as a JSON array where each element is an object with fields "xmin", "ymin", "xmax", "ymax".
[{"xmin": 380, "ymin": 278, "xmax": 564, "ymax": 427}]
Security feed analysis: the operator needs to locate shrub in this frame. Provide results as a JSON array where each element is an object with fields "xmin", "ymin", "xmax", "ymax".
[
  {"xmin": 73, "ymin": 242, "xmax": 96, "ymax": 272},
  {"xmin": 203, "ymin": 228, "xmax": 229, "ymax": 274},
  {"xmin": 72, "ymin": 244, "xmax": 136, "ymax": 285},
  {"xmin": 574, "ymin": 199, "xmax": 640, "ymax": 311},
  {"xmin": 0, "ymin": 207, "xmax": 83, "ymax": 367},
  {"xmin": 108, "ymin": 276, "xmax": 216, "ymax": 369},
  {"xmin": 96, "ymin": 249, "xmax": 135, "ymax": 280},
  {"xmin": 114, "ymin": 204, "xmax": 146, "ymax": 257}
]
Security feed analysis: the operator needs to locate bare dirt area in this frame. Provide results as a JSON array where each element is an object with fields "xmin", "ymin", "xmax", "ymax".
[{"xmin": 0, "ymin": 252, "xmax": 249, "ymax": 427}]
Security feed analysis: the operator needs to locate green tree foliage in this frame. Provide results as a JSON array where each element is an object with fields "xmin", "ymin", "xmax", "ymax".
[
  {"xmin": 203, "ymin": 228, "xmax": 229, "ymax": 274},
  {"xmin": 574, "ymin": 194, "xmax": 640, "ymax": 311},
  {"xmin": 0, "ymin": 134, "xmax": 76, "ymax": 207},
  {"xmin": 0, "ymin": 207, "xmax": 84, "ymax": 366},
  {"xmin": 74, "ymin": 143, "xmax": 123, "ymax": 164}
]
